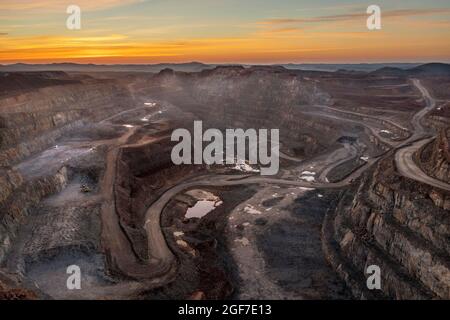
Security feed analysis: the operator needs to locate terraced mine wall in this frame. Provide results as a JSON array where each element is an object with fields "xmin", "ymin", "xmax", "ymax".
[
  {"xmin": 427, "ymin": 116, "xmax": 450, "ymax": 130},
  {"xmin": 0, "ymin": 78, "xmax": 136, "ymax": 265},
  {"xmin": 115, "ymin": 138, "xmax": 204, "ymax": 261},
  {"xmin": 324, "ymin": 152, "xmax": 450, "ymax": 299},
  {"xmin": 0, "ymin": 166, "xmax": 69, "ymax": 264},
  {"xmin": 139, "ymin": 67, "xmax": 356, "ymax": 157},
  {"xmin": 0, "ymin": 81, "xmax": 132, "ymax": 166},
  {"xmin": 418, "ymin": 129, "xmax": 450, "ymax": 184}
]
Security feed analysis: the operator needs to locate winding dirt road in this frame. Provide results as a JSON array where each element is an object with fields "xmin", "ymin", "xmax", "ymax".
[
  {"xmin": 101, "ymin": 78, "xmax": 448, "ymax": 285},
  {"xmin": 410, "ymin": 79, "xmax": 436, "ymax": 138},
  {"xmin": 393, "ymin": 80, "xmax": 450, "ymax": 191},
  {"xmin": 139, "ymin": 78, "xmax": 449, "ymax": 274},
  {"xmin": 395, "ymin": 138, "xmax": 449, "ymax": 190},
  {"xmin": 143, "ymin": 155, "xmax": 378, "ymax": 263},
  {"xmin": 314, "ymin": 104, "xmax": 410, "ymax": 133},
  {"xmin": 99, "ymin": 108, "xmax": 177, "ymax": 282},
  {"xmin": 317, "ymin": 143, "xmax": 359, "ymax": 183},
  {"xmin": 303, "ymin": 110, "xmax": 399, "ymax": 147}
]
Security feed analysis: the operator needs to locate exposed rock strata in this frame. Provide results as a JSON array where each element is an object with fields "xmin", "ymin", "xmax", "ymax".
[
  {"xmin": 418, "ymin": 129, "xmax": 450, "ymax": 184},
  {"xmin": 0, "ymin": 75, "xmax": 136, "ymax": 270},
  {"xmin": 325, "ymin": 153, "xmax": 450, "ymax": 299},
  {"xmin": 0, "ymin": 80, "xmax": 133, "ymax": 166}
]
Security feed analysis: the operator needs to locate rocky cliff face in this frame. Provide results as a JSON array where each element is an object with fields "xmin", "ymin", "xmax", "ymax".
[
  {"xmin": 0, "ymin": 74, "xmax": 136, "ymax": 268},
  {"xmin": 0, "ymin": 79, "xmax": 132, "ymax": 166},
  {"xmin": 135, "ymin": 67, "xmax": 360, "ymax": 157},
  {"xmin": 418, "ymin": 129, "xmax": 450, "ymax": 184},
  {"xmin": 324, "ymin": 153, "xmax": 450, "ymax": 299},
  {"xmin": 0, "ymin": 71, "xmax": 80, "ymax": 97},
  {"xmin": 115, "ymin": 133, "xmax": 204, "ymax": 260},
  {"xmin": 0, "ymin": 166, "xmax": 69, "ymax": 264}
]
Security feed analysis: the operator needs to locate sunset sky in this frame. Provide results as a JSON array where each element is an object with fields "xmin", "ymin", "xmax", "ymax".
[{"xmin": 1, "ymin": 0, "xmax": 449, "ymax": 64}]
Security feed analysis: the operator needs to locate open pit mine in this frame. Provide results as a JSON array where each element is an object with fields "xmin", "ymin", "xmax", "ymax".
[{"xmin": 0, "ymin": 63, "xmax": 449, "ymax": 300}]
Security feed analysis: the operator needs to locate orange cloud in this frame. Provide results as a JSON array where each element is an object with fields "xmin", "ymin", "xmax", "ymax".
[
  {"xmin": 0, "ymin": 0, "xmax": 140, "ymax": 12},
  {"xmin": 0, "ymin": 4, "xmax": 449, "ymax": 64},
  {"xmin": 261, "ymin": 8, "xmax": 450, "ymax": 25},
  {"xmin": 1, "ymin": 28, "xmax": 448, "ymax": 64}
]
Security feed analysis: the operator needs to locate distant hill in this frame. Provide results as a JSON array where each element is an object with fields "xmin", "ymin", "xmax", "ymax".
[
  {"xmin": 0, "ymin": 71, "xmax": 80, "ymax": 96},
  {"xmin": 0, "ymin": 62, "xmax": 213, "ymax": 73},
  {"xmin": 278, "ymin": 63, "xmax": 422, "ymax": 72},
  {"xmin": 409, "ymin": 63, "xmax": 450, "ymax": 76},
  {"xmin": 370, "ymin": 63, "xmax": 450, "ymax": 76},
  {"xmin": 1, "ymin": 62, "xmax": 449, "ymax": 75},
  {"xmin": 369, "ymin": 66, "xmax": 407, "ymax": 76}
]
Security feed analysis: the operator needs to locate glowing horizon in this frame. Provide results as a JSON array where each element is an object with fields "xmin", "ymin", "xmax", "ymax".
[{"xmin": 1, "ymin": 0, "xmax": 449, "ymax": 64}]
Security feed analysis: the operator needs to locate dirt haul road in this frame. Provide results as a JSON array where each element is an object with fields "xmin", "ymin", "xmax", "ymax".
[{"xmin": 139, "ymin": 79, "xmax": 449, "ymax": 282}]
